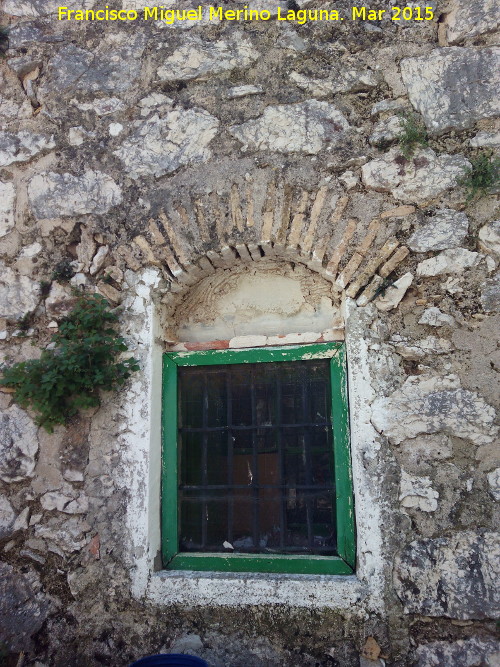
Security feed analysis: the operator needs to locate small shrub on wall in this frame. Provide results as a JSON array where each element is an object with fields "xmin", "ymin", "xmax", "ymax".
[{"xmin": 0, "ymin": 293, "xmax": 139, "ymax": 432}]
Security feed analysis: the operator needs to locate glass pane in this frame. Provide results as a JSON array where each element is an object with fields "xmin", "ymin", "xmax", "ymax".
[{"xmin": 177, "ymin": 359, "xmax": 337, "ymax": 556}]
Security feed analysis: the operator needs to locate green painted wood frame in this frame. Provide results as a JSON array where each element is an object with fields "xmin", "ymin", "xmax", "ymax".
[{"xmin": 161, "ymin": 343, "xmax": 356, "ymax": 575}]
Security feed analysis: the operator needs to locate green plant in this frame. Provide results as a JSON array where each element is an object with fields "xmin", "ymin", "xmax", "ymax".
[
  {"xmin": 397, "ymin": 112, "xmax": 428, "ymax": 159},
  {"xmin": 0, "ymin": 294, "xmax": 139, "ymax": 432},
  {"xmin": 51, "ymin": 259, "xmax": 74, "ymax": 282},
  {"xmin": 40, "ymin": 280, "xmax": 52, "ymax": 297},
  {"xmin": 0, "ymin": 26, "xmax": 9, "ymax": 58},
  {"xmin": 458, "ymin": 151, "xmax": 500, "ymax": 201}
]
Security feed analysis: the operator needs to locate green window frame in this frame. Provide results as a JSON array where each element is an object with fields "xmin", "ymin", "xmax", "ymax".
[{"xmin": 161, "ymin": 343, "xmax": 355, "ymax": 575}]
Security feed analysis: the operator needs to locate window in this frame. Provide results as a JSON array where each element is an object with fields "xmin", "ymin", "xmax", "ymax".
[{"xmin": 161, "ymin": 343, "xmax": 355, "ymax": 574}]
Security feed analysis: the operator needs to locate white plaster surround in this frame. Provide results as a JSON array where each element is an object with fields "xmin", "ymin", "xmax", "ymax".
[{"xmin": 118, "ymin": 268, "xmax": 386, "ymax": 612}]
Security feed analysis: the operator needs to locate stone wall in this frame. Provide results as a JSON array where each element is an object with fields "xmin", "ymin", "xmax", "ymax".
[{"xmin": 0, "ymin": 0, "xmax": 499, "ymax": 665}]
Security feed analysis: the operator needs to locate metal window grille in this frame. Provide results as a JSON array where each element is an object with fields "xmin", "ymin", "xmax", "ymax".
[{"xmin": 178, "ymin": 360, "xmax": 338, "ymax": 556}]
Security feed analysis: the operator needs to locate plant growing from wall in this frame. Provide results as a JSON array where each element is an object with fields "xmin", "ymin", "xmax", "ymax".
[
  {"xmin": 397, "ymin": 111, "xmax": 428, "ymax": 159},
  {"xmin": 458, "ymin": 151, "xmax": 500, "ymax": 201},
  {"xmin": 0, "ymin": 293, "xmax": 139, "ymax": 432}
]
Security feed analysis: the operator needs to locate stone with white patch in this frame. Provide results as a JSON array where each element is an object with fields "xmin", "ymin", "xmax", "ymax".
[
  {"xmin": 0, "ymin": 262, "xmax": 40, "ymax": 320},
  {"xmin": 470, "ymin": 131, "xmax": 500, "ymax": 149},
  {"xmin": 394, "ymin": 531, "xmax": 500, "ymax": 619},
  {"xmin": 291, "ymin": 68, "xmax": 380, "ymax": 98},
  {"xmin": 157, "ymin": 36, "xmax": 258, "ymax": 81},
  {"xmin": 418, "ymin": 307, "xmax": 455, "ymax": 327},
  {"xmin": 230, "ymin": 100, "xmax": 350, "ymax": 155},
  {"xmin": 374, "ymin": 272, "xmax": 413, "ymax": 312},
  {"xmin": 415, "ymin": 637, "xmax": 500, "ymax": 667},
  {"xmin": 400, "ymin": 48, "xmax": 500, "ymax": 134},
  {"xmin": 372, "ymin": 374, "xmax": 498, "ymax": 446},
  {"xmin": 417, "ymin": 248, "xmax": 480, "ymax": 277},
  {"xmin": 487, "ymin": 468, "xmax": 500, "ymax": 501},
  {"xmin": 114, "ymin": 109, "xmax": 219, "ymax": 179},
  {"xmin": 444, "ymin": 0, "xmax": 500, "ymax": 44},
  {"xmin": 362, "ymin": 148, "xmax": 469, "ymax": 204},
  {"xmin": 28, "ymin": 170, "xmax": 122, "ymax": 219},
  {"xmin": 0, "ymin": 406, "xmax": 39, "ymax": 483},
  {"xmin": 0, "ymin": 131, "xmax": 55, "ymax": 167},
  {"xmin": 389, "ymin": 335, "xmax": 453, "ymax": 360},
  {"xmin": 0, "ymin": 495, "xmax": 16, "ymax": 538},
  {"xmin": 369, "ymin": 115, "xmax": 404, "ymax": 147},
  {"xmin": 408, "ymin": 209, "xmax": 469, "ymax": 252},
  {"xmin": 0, "ymin": 182, "xmax": 15, "ymax": 238},
  {"xmin": 479, "ymin": 221, "xmax": 500, "ymax": 257},
  {"xmin": 481, "ymin": 274, "xmax": 500, "ymax": 312},
  {"xmin": 399, "ymin": 471, "xmax": 439, "ymax": 512}
]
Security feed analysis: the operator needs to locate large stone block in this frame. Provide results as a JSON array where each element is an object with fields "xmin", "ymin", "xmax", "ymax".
[
  {"xmin": 0, "ymin": 562, "xmax": 51, "ymax": 653},
  {"xmin": 362, "ymin": 148, "xmax": 469, "ymax": 204},
  {"xmin": 28, "ymin": 170, "xmax": 122, "ymax": 219},
  {"xmin": 0, "ymin": 131, "xmax": 55, "ymax": 167},
  {"xmin": 230, "ymin": 100, "xmax": 350, "ymax": 155},
  {"xmin": 0, "ymin": 405, "xmax": 39, "ymax": 483},
  {"xmin": 444, "ymin": 0, "xmax": 500, "ymax": 44},
  {"xmin": 395, "ymin": 532, "xmax": 500, "ymax": 619},
  {"xmin": 114, "ymin": 108, "xmax": 219, "ymax": 178},
  {"xmin": 0, "ymin": 262, "xmax": 40, "ymax": 320},
  {"xmin": 401, "ymin": 48, "xmax": 500, "ymax": 134},
  {"xmin": 0, "ymin": 181, "xmax": 15, "ymax": 238},
  {"xmin": 372, "ymin": 374, "xmax": 498, "ymax": 446},
  {"xmin": 157, "ymin": 36, "xmax": 258, "ymax": 81},
  {"xmin": 408, "ymin": 209, "xmax": 469, "ymax": 253}
]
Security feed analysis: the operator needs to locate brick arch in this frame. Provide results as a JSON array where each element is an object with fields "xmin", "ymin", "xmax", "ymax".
[{"xmin": 113, "ymin": 178, "xmax": 412, "ymax": 312}]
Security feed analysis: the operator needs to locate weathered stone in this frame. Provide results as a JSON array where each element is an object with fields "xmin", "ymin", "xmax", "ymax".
[
  {"xmin": 71, "ymin": 97, "xmax": 126, "ymax": 116},
  {"xmin": 0, "ymin": 562, "xmax": 51, "ymax": 653},
  {"xmin": 389, "ymin": 335, "xmax": 453, "ymax": 359},
  {"xmin": 371, "ymin": 98, "xmax": 406, "ymax": 116},
  {"xmin": 34, "ymin": 516, "xmax": 90, "ymax": 552},
  {"xmin": 291, "ymin": 68, "xmax": 380, "ymax": 97},
  {"xmin": 399, "ymin": 471, "xmax": 439, "ymax": 512},
  {"xmin": 444, "ymin": 0, "xmax": 500, "ymax": 44},
  {"xmin": 41, "ymin": 490, "xmax": 89, "ymax": 514},
  {"xmin": 399, "ymin": 434, "xmax": 453, "ymax": 466},
  {"xmin": 0, "ymin": 262, "xmax": 40, "ymax": 320},
  {"xmin": 230, "ymin": 100, "xmax": 350, "ymax": 155},
  {"xmin": 158, "ymin": 36, "xmax": 258, "ymax": 81},
  {"xmin": 227, "ymin": 85, "xmax": 264, "ymax": 99},
  {"xmin": 114, "ymin": 110, "xmax": 219, "ymax": 179},
  {"xmin": 0, "ymin": 405, "xmax": 39, "ymax": 483},
  {"xmin": 400, "ymin": 48, "xmax": 500, "ymax": 134},
  {"xmin": 372, "ymin": 374, "xmax": 498, "ymax": 446},
  {"xmin": 0, "ymin": 181, "xmax": 15, "ymax": 238},
  {"xmin": 0, "ymin": 495, "xmax": 16, "ymax": 538},
  {"xmin": 28, "ymin": 170, "xmax": 122, "ymax": 219},
  {"xmin": 96, "ymin": 281, "xmax": 122, "ymax": 304},
  {"xmin": 362, "ymin": 148, "xmax": 469, "ymax": 203},
  {"xmin": 408, "ymin": 209, "xmax": 469, "ymax": 252},
  {"xmin": 40, "ymin": 35, "xmax": 146, "ymax": 99},
  {"xmin": 415, "ymin": 636, "xmax": 500, "ymax": 667},
  {"xmin": 374, "ymin": 272, "xmax": 413, "ymax": 312},
  {"xmin": 417, "ymin": 249, "xmax": 481, "ymax": 277},
  {"xmin": 395, "ymin": 531, "xmax": 500, "ymax": 619},
  {"xmin": 470, "ymin": 131, "xmax": 500, "ymax": 149},
  {"xmin": 13, "ymin": 506, "xmax": 30, "ymax": 531},
  {"xmin": 338, "ymin": 170, "xmax": 358, "ymax": 190},
  {"xmin": 0, "ymin": 131, "xmax": 55, "ymax": 167},
  {"xmin": 479, "ymin": 221, "xmax": 500, "ymax": 257},
  {"xmin": 487, "ymin": 468, "xmax": 500, "ymax": 501},
  {"xmin": 418, "ymin": 307, "xmax": 455, "ymax": 327},
  {"xmin": 481, "ymin": 274, "xmax": 500, "ymax": 312},
  {"xmin": 45, "ymin": 282, "xmax": 78, "ymax": 319},
  {"xmin": 369, "ymin": 115, "xmax": 403, "ymax": 147},
  {"xmin": 90, "ymin": 245, "xmax": 109, "ymax": 275},
  {"xmin": 3, "ymin": 0, "xmax": 95, "ymax": 16}
]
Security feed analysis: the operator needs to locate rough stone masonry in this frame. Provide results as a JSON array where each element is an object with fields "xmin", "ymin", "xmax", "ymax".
[{"xmin": 0, "ymin": 0, "xmax": 499, "ymax": 665}]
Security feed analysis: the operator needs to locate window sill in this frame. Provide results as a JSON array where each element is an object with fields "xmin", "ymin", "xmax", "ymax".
[{"xmin": 146, "ymin": 569, "xmax": 367, "ymax": 608}]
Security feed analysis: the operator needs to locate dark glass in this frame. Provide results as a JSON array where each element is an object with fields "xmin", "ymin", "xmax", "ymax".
[{"xmin": 177, "ymin": 360, "xmax": 337, "ymax": 555}]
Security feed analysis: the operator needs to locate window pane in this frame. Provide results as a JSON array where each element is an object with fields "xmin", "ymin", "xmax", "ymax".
[{"xmin": 177, "ymin": 359, "xmax": 337, "ymax": 556}]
